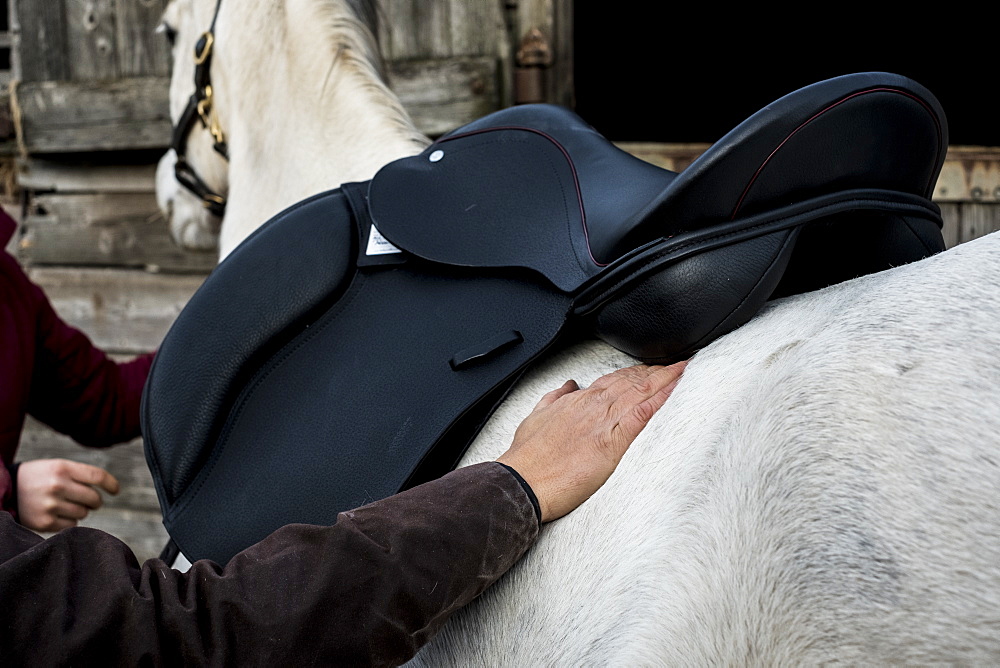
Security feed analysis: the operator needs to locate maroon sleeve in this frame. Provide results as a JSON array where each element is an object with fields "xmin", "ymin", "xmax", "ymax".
[
  {"xmin": 25, "ymin": 281, "xmax": 153, "ymax": 447},
  {"xmin": 0, "ymin": 465, "xmax": 13, "ymax": 519},
  {"xmin": 0, "ymin": 461, "xmax": 539, "ymax": 666}
]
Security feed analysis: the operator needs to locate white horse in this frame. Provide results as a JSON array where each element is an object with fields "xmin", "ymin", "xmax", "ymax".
[
  {"xmin": 156, "ymin": 0, "xmax": 1000, "ymax": 663},
  {"xmin": 156, "ymin": 0, "xmax": 426, "ymax": 257}
]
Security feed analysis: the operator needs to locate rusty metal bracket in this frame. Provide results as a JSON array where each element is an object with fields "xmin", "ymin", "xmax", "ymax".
[{"xmin": 515, "ymin": 28, "xmax": 553, "ymax": 104}]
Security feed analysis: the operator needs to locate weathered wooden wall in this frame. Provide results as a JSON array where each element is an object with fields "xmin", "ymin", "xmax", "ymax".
[{"xmin": 10, "ymin": 0, "xmax": 571, "ymax": 150}]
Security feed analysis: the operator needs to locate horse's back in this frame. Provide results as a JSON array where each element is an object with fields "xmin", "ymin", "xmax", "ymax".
[{"xmin": 414, "ymin": 231, "xmax": 1000, "ymax": 665}]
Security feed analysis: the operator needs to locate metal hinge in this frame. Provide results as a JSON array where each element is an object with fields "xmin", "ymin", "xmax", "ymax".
[{"xmin": 515, "ymin": 28, "xmax": 553, "ymax": 104}]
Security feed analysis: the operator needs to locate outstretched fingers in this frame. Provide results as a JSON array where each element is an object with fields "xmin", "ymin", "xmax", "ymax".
[
  {"xmin": 614, "ymin": 362, "xmax": 686, "ymax": 441},
  {"xmin": 585, "ymin": 363, "xmax": 657, "ymax": 393},
  {"xmin": 597, "ymin": 362, "xmax": 687, "ymax": 455},
  {"xmin": 498, "ymin": 360, "xmax": 688, "ymax": 523},
  {"xmin": 534, "ymin": 379, "xmax": 581, "ymax": 410}
]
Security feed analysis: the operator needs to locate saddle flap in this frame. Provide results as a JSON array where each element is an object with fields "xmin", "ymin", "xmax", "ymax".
[
  {"xmin": 368, "ymin": 127, "xmax": 594, "ymax": 292},
  {"xmin": 367, "ymin": 105, "xmax": 679, "ymax": 293},
  {"xmin": 158, "ymin": 263, "xmax": 569, "ymax": 564},
  {"xmin": 142, "ymin": 191, "xmax": 356, "ymax": 509}
]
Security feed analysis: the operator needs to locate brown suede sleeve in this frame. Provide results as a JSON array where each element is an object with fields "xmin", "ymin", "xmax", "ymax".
[{"xmin": 0, "ymin": 461, "xmax": 538, "ymax": 666}]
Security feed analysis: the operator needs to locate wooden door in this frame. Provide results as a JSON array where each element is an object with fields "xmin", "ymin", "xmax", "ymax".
[
  {"xmin": 379, "ymin": 0, "xmax": 573, "ymax": 135},
  {"xmin": 9, "ymin": 0, "xmax": 575, "ymax": 148},
  {"xmin": 12, "ymin": 0, "xmax": 172, "ymax": 153}
]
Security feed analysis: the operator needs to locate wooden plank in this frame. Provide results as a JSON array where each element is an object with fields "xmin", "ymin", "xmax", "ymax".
[
  {"xmin": 19, "ymin": 211, "xmax": 217, "ymax": 274},
  {"xmin": 19, "ymin": 191, "xmax": 215, "ymax": 273},
  {"xmin": 115, "ymin": 0, "xmax": 171, "ymax": 77},
  {"xmin": 64, "ymin": 0, "xmax": 119, "ymax": 81},
  {"xmin": 31, "ymin": 191, "xmax": 159, "ymax": 224},
  {"xmin": 388, "ymin": 56, "xmax": 499, "ymax": 136},
  {"xmin": 13, "ymin": 54, "xmax": 505, "ymax": 152},
  {"xmin": 958, "ymin": 202, "xmax": 1000, "ymax": 244},
  {"xmin": 549, "ymin": 0, "xmax": 574, "ymax": 108},
  {"xmin": 18, "ymin": 77, "xmax": 171, "ymax": 153},
  {"xmin": 380, "ymin": 0, "xmax": 509, "ymax": 108},
  {"xmin": 934, "ymin": 146, "xmax": 1000, "ymax": 202},
  {"xmin": 3, "ymin": 196, "xmax": 22, "ymax": 255},
  {"xmin": 13, "ymin": 0, "xmax": 70, "ymax": 82},
  {"xmin": 23, "ymin": 267, "xmax": 205, "ymax": 354},
  {"xmin": 9, "ymin": 5, "xmax": 22, "ymax": 81},
  {"xmin": 447, "ymin": 0, "xmax": 509, "ymax": 106},
  {"xmin": 515, "ymin": 0, "xmax": 574, "ymax": 107},
  {"xmin": 447, "ymin": 0, "xmax": 505, "ymax": 55},
  {"xmin": 381, "ymin": 0, "xmax": 452, "ymax": 59},
  {"xmin": 938, "ymin": 203, "xmax": 961, "ymax": 248},
  {"xmin": 19, "ymin": 158, "xmax": 157, "ymax": 192}
]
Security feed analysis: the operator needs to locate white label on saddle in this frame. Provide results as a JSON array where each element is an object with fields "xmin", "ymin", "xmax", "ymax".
[{"xmin": 366, "ymin": 224, "xmax": 403, "ymax": 255}]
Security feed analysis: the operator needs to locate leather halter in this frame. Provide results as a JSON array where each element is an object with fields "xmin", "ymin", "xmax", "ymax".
[{"xmin": 170, "ymin": 0, "xmax": 228, "ymax": 217}]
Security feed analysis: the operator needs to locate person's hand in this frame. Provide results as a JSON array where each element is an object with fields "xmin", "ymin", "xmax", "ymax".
[
  {"xmin": 16, "ymin": 459, "xmax": 120, "ymax": 532},
  {"xmin": 498, "ymin": 361, "xmax": 686, "ymax": 522}
]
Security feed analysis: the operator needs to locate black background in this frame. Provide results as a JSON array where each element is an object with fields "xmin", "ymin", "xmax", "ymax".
[{"xmin": 573, "ymin": 8, "xmax": 999, "ymax": 146}]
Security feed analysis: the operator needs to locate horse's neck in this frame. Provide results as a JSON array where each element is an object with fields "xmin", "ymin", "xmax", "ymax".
[{"xmin": 217, "ymin": 7, "xmax": 428, "ymax": 258}]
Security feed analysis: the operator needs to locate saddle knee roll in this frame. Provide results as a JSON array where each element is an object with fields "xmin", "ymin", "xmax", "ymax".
[{"xmin": 591, "ymin": 229, "xmax": 800, "ymax": 363}]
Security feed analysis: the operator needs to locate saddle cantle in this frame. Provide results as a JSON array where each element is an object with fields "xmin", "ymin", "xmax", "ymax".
[{"xmin": 143, "ymin": 73, "xmax": 948, "ymax": 564}]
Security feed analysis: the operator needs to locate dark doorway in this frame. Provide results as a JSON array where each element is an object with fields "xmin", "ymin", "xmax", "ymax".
[{"xmin": 573, "ymin": 9, "xmax": 999, "ymax": 146}]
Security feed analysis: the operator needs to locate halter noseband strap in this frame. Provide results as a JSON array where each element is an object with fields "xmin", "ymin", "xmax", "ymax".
[{"xmin": 170, "ymin": 0, "xmax": 228, "ymax": 217}]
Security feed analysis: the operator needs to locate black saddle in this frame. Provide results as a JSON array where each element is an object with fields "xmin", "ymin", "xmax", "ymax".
[{"xmin": 143, "ymin": 72, "xmax": 947, "ymax": 564}]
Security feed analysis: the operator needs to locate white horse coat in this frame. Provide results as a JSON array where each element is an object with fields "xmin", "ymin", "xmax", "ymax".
[
  {"xmin": 415, "ymin": 231, "xmax": 1000, "ymax": 664},
  {"xmin": 156, "ymin": 0, "xmax": 1000, "ymax": 662},
  {"xmin": 157, "ymin": 0, "xmax": 426, "ymax": 257}
]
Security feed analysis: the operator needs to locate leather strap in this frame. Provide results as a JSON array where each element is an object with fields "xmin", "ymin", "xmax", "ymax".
[{"xmin": 170, "ymin": 0, "xmax": 229, "ymax": 216}]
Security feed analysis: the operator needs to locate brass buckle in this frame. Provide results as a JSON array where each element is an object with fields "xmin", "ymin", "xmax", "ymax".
[
  {"xmin": 208, "ymin": 123, "xmax": 226, "ymax": 146},
  {"xmin": 197, "ymin": 85, "xmax": 214, "ymax": 125},
  {"xmin": 196, "ymin": 85, "xmax": 226, "ymax": 147},
  {"xmin": 194, "ymin": 31, "xmax": 214, "ymax": 65},
  {"xmin": 202, "ymin": 193, "xmax": 226, "ymax": 207}
]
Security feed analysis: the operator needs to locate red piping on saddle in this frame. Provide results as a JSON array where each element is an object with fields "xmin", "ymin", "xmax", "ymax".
[
  {"xmin": 437, "ymin": 126, "xmax": 606, "ymax": 267},
  {"xmin": 730, "ymin": 87, "xmax": 945, "ymax": 220}
]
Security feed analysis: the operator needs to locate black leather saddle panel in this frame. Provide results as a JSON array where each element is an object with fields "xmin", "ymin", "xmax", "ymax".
[
  {"xmin": 143, "ymin": 72, "xmax": 948, "ymax": 564},
  {"xmin": 143, "ymin": 192, "xmax": 356, "ymax": 508},
  {"xmin": 145, "ymin": 188, "xmax": 570, "ymax": 563},
  {"xmin": 164, "ymin": 262, "xmax": 568, "ymax": 563}
]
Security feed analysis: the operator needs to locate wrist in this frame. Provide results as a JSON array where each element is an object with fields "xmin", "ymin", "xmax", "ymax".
[{"xmin": 496, "ymin": 462, "xmax": 542, "ymax": 526}]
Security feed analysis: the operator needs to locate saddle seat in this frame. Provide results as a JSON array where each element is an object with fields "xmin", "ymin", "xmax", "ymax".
[{"xmin": 143, "ymin": 72, "xmax": 948, "ymax": 564}]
